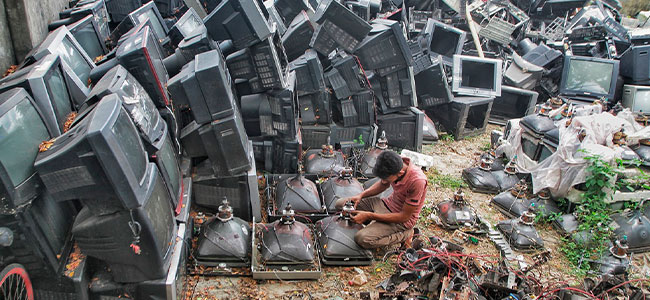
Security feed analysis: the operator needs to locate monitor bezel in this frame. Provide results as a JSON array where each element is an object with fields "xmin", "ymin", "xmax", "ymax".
[
  {"xmin": 559, "ymin": 55, "xmax": 620, "ymax": 100},
  {"xmin": 152, "ymin": 130, "xmax": 184, "ymax": 215},
  {"xmin": 23, "ymin": 26, "xmax": 95, "ymax": 107},
  {"xmin": 452, "ymin": 54, "xmax": 503, "ymax": 98},
  {"xmin": 424, "ymin": 19, "xmax": 467, "ymax": 65},
  {"xmin": 0, "ymin": 88, "xmax": 53, "ymax": 212},
  {"xmin": 0, "ymin": 55, "xmax": 75, "ymax": 136},
  {"xmin": 70, "ymin": 0, "xmax": 111, "ymax": 39},
  {"xmin": 68, "ymin": 14, "xmax": 109, "ymax": 59},
  {"xmin": 128, "ymin": 1, "xmax": 170, "ymax": 42}
]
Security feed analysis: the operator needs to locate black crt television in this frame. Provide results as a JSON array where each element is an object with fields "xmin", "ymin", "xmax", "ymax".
[
  {"xmin": 250, "ymin": 35, "xmax": 286, "ymax": 90},
  {"xmin": 274, "ymin": 0, "xmax": 312, "ymax": 26},
  {"xmin": 66, "ymin": 0, "xmax": 112, "ymax": 41},
  {"xmin": 167, "ymin": 61, "xmax": 193, "ymax": 110},
  {"xmin": 85, "ymin": 65, "xmax": 166, "ymax": 148},
  {"xmin": 415, "ymin": 56, "xmax": 452, "ymax": 108},
  {"xmin": 0, "ymin": 55, "xmax": 77, "ymax": 136},
  {"xmin": 168, "ymin": 7, "xmax": 207, "ymax": 47},
  {"xmin": 423, "ymin": 19, "xmax": 466, "ymax": 66},
  {"xmin": 71, "ymin": 165, "xmax": 177, "ymax": 283},
  {"xmin": 68, "ymin": 15, "xmax": 109, "ymax": 62},
  {"xmin": 489, "ymin": 86, "xmax": 538, "ymax": 125},
  {"xmin": 355, "ymin": 19, "xmax": 413, "ymax": 70},
  {"xmin": 198, "ymin": 110, "xmax": 253, "ymax": 176},
  {"xmin": 151, "ymin": 129, "xmax": 184, "ymax": 215},
  {"xmin": 182, "ymin": 49, "xmax": 237, "ymax": 124},
  {"xmin": 22, "ymin": 26, "xmax": 96, "ymax": 107},
  {"xmin": 452, "ymin": 54, "xmax": 503, "ymax": 98},
  {"xmin": 0, "ymin": 88, "xmax": 54, "ymax": 214},
  {"xmin": 620, "ymin": 44, "xmax": 650, "ymax": 85},
  {"xmin": 559, "ymin": 55, "xmax": 619, "ymax": 101},
  {"xmin": 203, "ymin": 0, "xmax": 272, "ymax": 50},
  {"xmin": 241, "ymin": 93, "xmax": 274, "ymax": 137},
  {"xmin": 312, "ymin": 0, "xmax": 371, "ymax": 52},
  {"xmin": 377, "ymin": 107, "xmax": 424, "ymax": 151},
  {"xmin": 288, "ymin": 49, "xmax": 325, "ymax": 96},
  {"xmin": 116, "ymin": 25, "xmax": 171, "ymax": 108},
  {"xmin": 154, "ymin": 0, "xmax": 183, "ymax": 17},
  {"xmin": 370, "ymin": 67, "xmax": 416, "ymax": 113},
  {"xmin": 268, "ymin": 71, "xmax": 298, "ymax": 140},
  {"xmin": 622, "ymin": 85, "xmax": 650, "ymax": 115},
  {"xmin": 281, "ymin": 11, "xmax": 314, "ymax": 62},
  {"xmin": 129, "ymin": 1, "xmax": 170, "ymax": 42},
  {"xmin": 164, "ymin": 30, "xmax": 217, "ymax": 77},
  {"xmin": 104, "ymin": 0, "xmax": 142, "ymax": 23},
  {"xmin": 34, "ymin": 95, "xmax": 158, "ymax": 215},
  {"xmin": 299, "ymin": 91, "xmax": 331, "ymax": 125}
]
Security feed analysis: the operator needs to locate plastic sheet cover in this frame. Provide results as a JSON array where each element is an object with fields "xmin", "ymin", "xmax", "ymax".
[{"xmin": 526, "ymin": 112, "xmax": 648, "ymax": 198}]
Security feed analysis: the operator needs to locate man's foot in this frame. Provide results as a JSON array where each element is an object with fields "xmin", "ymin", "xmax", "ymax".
[
  {"xmin": 375, "ymin": 243, "xmax": 401, "ymax": 258},
  {"xmin": 402, "ymin": 227, "xmax": 420, "ymax": 249}
]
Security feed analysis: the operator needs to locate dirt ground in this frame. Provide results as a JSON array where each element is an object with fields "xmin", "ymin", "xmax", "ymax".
[{"xmin": 187, "ymin": 124, "xmax": 650, "ymax": 300}]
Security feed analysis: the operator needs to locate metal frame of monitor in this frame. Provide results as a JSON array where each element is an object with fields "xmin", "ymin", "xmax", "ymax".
[
  {"xmin": 452, "ymin": 54, "xmax": 503, "ymax": 98},
  {"xmin": 622, "ymin": 84, "xmax": 650, "ymax": 115},
  {"xmin": 68, "ymin": 14, "xmax": 109, "ymax": 60},
  {"xmin": 559, "ymin": 55, "xmax": 619, "ymax": 101},
  {"xmin": 0, "ymin": 55, "xmax": 76, "ymax": 136},
  {"xmin": 0, "ymin": 88, "xmax": 54, "ymax": 213},
  {"xmin": 23, "ymin": 26, "xmax": 96, "ymax": 108},
  {"xmin": 424, "ymin": 18, "xmax": 466, "ymax": 66}
]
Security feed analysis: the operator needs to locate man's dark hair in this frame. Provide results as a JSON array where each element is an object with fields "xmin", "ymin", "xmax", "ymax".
[{"xmin": 373, "ymin": 151, "xmax": 403, "ymax": 179}]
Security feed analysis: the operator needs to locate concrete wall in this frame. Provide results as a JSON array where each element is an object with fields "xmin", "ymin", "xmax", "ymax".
[
  {"xmin": 0, "ymin": 0, "xmax": 15, "ymax": 73},
  {"xmin": 1, "ymin": 0, "xmax": 69, "ymax": 69}
]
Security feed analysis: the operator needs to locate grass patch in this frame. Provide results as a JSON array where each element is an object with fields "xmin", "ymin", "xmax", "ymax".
[
  {"xmin": 427, "ymin": 172, "xmax": 467, "ymax": 189},
  {"xmin": 439, "ymin": 133, "xmax": 455, "ymax": 142}
]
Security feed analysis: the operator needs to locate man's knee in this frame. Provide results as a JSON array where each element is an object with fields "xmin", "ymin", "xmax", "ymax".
[{"xmin": 354, "ymin": 228, "xmax": 380, "ymax": 249}]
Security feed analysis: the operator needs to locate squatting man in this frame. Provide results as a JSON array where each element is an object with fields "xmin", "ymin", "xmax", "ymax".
[{"xmin": 335, "ymin": 150, "xmax": 428, "ymax": 250}]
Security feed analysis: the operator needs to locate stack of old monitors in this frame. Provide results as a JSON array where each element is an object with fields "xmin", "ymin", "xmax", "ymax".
[
  {"xmin": 68, "ymin": 15, "xmax": 110, "ymax": 62},
  {"xmin": 0, "ymin": 88, "xmax": 78, "ymax": 295},
  {"xmin": 203, "ymin": 0, "xmax": 272, "ymax": 50},
  {"xmin": 34, "ymin": 95, "xmax": 179, "ymax": 285},
  {"xmin": 168, "ymin": 48, "xmax": 260, "ymax": 222},
  {"xmin": 352, "ymin": 18, "xmax": 422, "ymax": 151},
  {"xmin": 109, "ymin": 1, "xmax": 169, "ymax": 49}
]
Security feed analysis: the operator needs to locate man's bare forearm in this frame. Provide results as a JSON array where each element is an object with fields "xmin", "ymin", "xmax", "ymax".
[{"xmin": 358, "ymin": 180, "xmax": 389, "ymax": 198}]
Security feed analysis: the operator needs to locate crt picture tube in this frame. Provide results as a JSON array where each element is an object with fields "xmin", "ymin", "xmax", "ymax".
[
  {"xmin": 430, "ymin": 28, "xmax": 460, "ymax": 58},
  {"xmin": 461, "ymin": 60, "xmax": 495, "ymax": 90},
  {"xmin": 111, "ymin": 110, "xmax": 147, "ymax": 182},
  {"xmin": 46, "ymin": 67, "xmax": 74, "ymax": 129},
  {"xmin": 0, "ymin": 100, "xmax": 50, "ymax": 185},
  {"xmin": 565, "ymin": 60, "xmax": 614, "ymax": 95}
]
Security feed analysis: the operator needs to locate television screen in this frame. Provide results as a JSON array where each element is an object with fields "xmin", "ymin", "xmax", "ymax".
[
  {"xmin": 131, "ymin": 1, "xmax": 169, "ymax": 42},
  {"xmin": 116, "ymin": 25, "xmax": 170, "ymax": 108},
  {"xmin": 68, "ymin": 15, "xmax": 108, "ymax": 61},
  {"xmin": 490, "ymin": 86, "xmax": 538, "ymax": 124},
  {"xmin": 424, "ymin": 19, "xmax": 466, "ymax": 65},
  {"xmin": 69, "ymin": 0, "xmax": 111, "ymax": 40},
  {"xmin": 154, "ymin": 130, "xmax": 183, "ymax": 214},
  {"xmin": 168, "ymin": 8, "xmax": 206, "ymax": 46},
  {"xmin": 0, "ymin": 88, "xmax": 52, "ymax": 212},
  {"xmin": 72, "ymin": 167, "xmax": 176, "ymax": 283},
  {"xmin": 622, "ymin": 85, "xmax": 650, "ymax": 115},
  {"xmin": 35, "ymin": 95, "xmax": 155, "ymax": 214},
  {"xmin": 22, "ymin": 26, "xmax": 95, "ymax": 106},
  {"xmin": 559, "ymin": 55, "xmax": 619, "ymax": 100},
  {"xmin": 452, "ymin": 55, "xmax": 502, "ymax": 97},
  {"xmin": 0, "ymin": 55, "xmax": 76, "ymax": 136}
]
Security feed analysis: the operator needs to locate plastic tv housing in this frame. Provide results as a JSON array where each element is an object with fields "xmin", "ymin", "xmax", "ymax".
[
  {"xmin": 424, "ymin": 19, "xmax": 467, "ymax": 66},
  {"xmin": 559, "ymin": 55, "xmax": 620, "ymax": 102},
  {"xmin": 34, "ymin": 94, "xmax": 178, "ymax": 283},
  {"xmin": 68, "ymin": 15, "xmax": 109, "ymax": 60},
  {"xmin": 0, "ymin": 54, "xmax": 77, "ymax": 136},
  {"xmin": 622, "ymin": 84, "xmax": 650, "ymax": 115},
  {"xmin": 22, "ymin": 26, "xmax": 96, "ymax": 107},
  {"xmin": 0, "ymin": 88, "xmax": 54, "ymax": 213},
  {"xmin": 452, "ymin": 55, "xmax": 503, "ymax": 98},
  {"xmin": 203, "ymin": 0, "xmax": 272, "ymax": 50}
]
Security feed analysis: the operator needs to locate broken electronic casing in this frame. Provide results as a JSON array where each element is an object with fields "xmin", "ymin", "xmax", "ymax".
[
  {"xmin": 462, "ymin": 158, "xmax": 502, "ymax": 194},
  {"xmin": 429, "ymin": 96, "xmax": 494, "ymax": 140},
  {"xmin": 195, "ymin": 200, "xmax": 252, "ymax": 267},
  {"xmin": 519, "ymin": 113, "xmax": 557, "ymax": 162},
  {"xmin": 621, "ymin": 84, "xmax": 650, "ymax": 115},
  {"xmin": 376, "ymin": 107, "xmax": 424, "ymax": 152},
  {"xmin": 423, "ymin": 19, "xmax": 466, "ymax": 66},
  {"xmin": 609, "ymin": 205, "xmax": 650, "ymax": 253},
  {"xmin": 496, "ymin": 211, "xmax": 545, "ymax": 252},
  {"xmin": 435, "ymin": 194, "xmax": 479, "ymax": 230},
  {"xmin": 252, "ymin": 217, "xmax": 322, "ymax": 280},
  {"xmin": 489, "ymin": 86, "xmax": 538, "ymax": 125}
]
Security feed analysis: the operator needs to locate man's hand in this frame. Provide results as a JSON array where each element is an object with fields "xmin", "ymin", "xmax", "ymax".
[
  {"xmin": 343, "ymin": 195, "xmax": 362, "ymax": 208},
  {"xmin": 350, "ymin": 211, "xmax": 372, "ymax": 224}
]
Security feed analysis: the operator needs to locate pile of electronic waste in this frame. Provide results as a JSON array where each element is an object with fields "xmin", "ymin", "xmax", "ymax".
[{"xmin": 2, "ymin": 0, "xmax": 650, "ymax": 297}]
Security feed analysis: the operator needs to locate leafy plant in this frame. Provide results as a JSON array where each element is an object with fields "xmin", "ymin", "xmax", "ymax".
[
  {"xmin": 439, "ymin": 134, "xmax": 455, "ymax": 142},
  {"xmin": 354, "ymin": 134, "xmax": 365, "ymax": 145},
  {"xmin": 480, "ymin": 142, "xmax": 492, "ymax": 151},
  {"xmin": 560, "ymin": 154, "xmax": 617, "ymax": 273}
]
